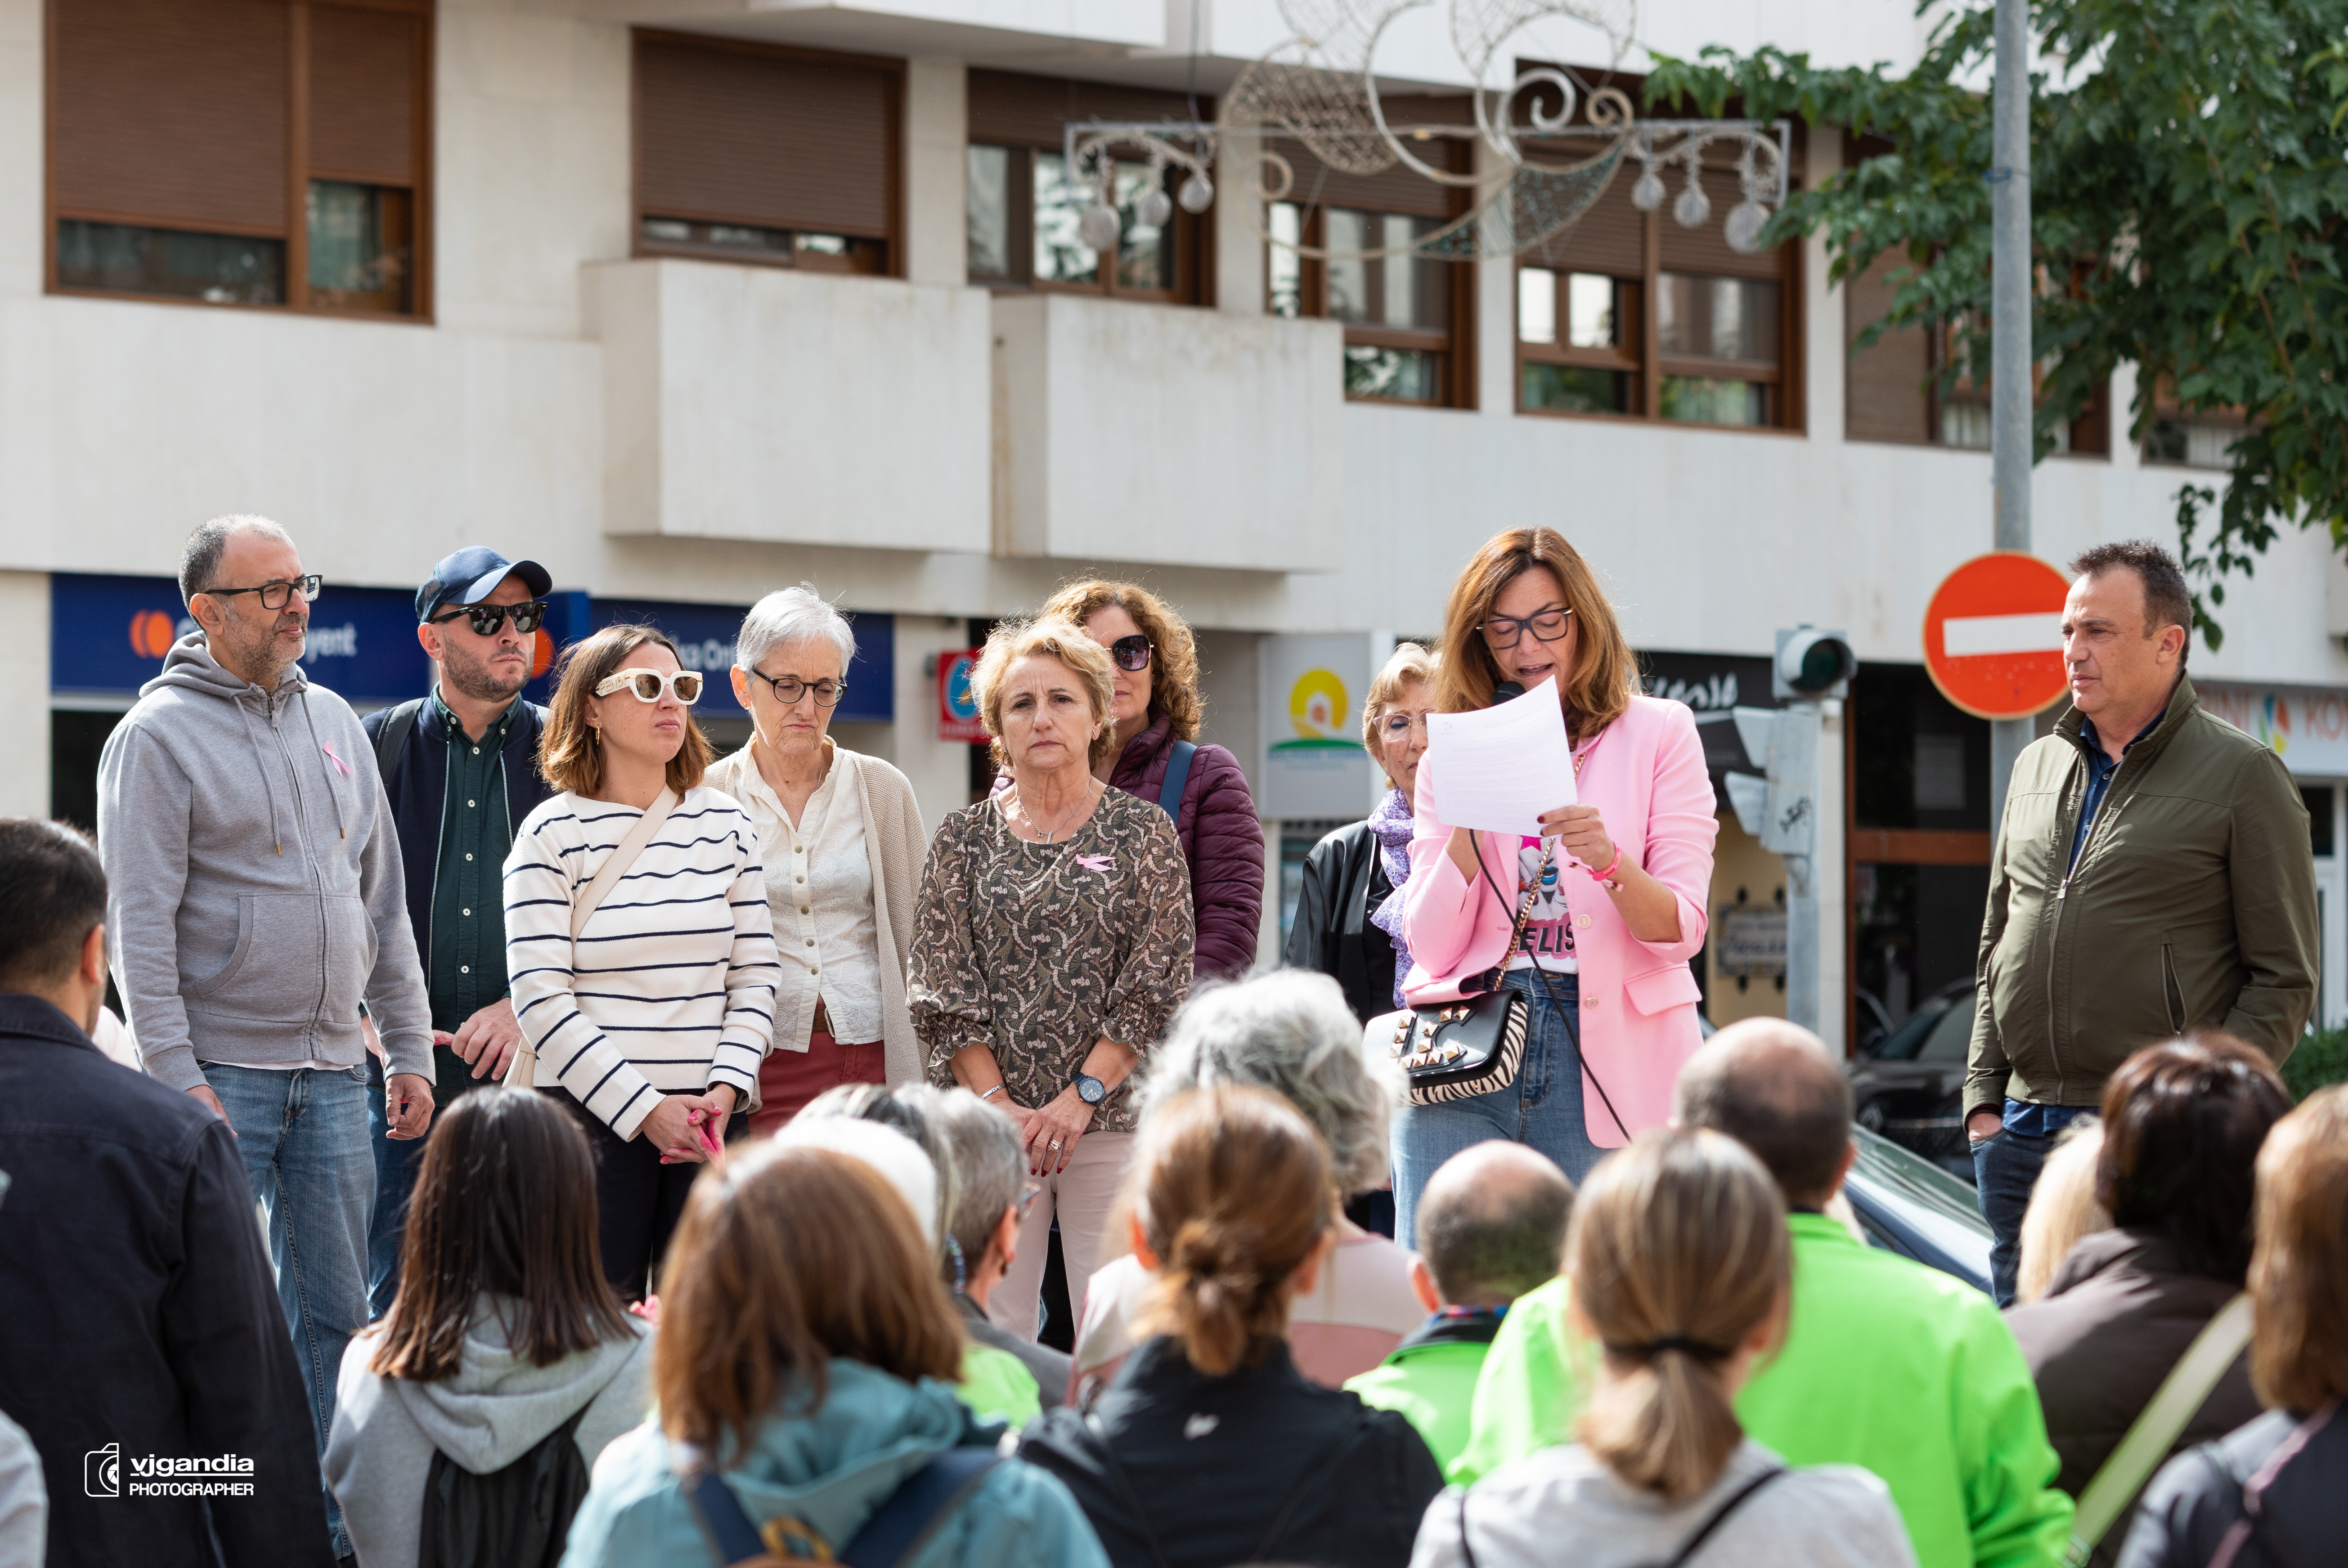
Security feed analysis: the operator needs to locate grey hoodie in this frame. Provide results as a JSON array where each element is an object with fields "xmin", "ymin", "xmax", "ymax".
[
  {"xmin": 96, "ymin": 632, "xmax": 433, "ymax": 1091},
  {"xmin": 324, "ymin": 1300, "xmax": 652, "ymax": 1568}
]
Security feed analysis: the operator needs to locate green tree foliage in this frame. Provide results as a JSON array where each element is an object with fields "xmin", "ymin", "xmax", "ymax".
[{"xmin": 1645, "ymin": 0, "xmax": 2348, "ymax": 649}]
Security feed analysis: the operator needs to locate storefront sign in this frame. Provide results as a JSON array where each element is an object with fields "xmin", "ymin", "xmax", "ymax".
[
  {"xmin": 1714, "ymin": 903, "xmax": 1788, "ymax": 977},
  {"xmin": 2199, "ymin": 681, "xmax": 2348, "ymax": 776},
  {"xmin": 593, "ymin": 599, "xmax": 893, "ymax": 724},
  {"xmin": 938, "ymin": 648, "xmax": 987, "ymax": 743},
  {"xmin": 1259, "ymin": 634, "xmax": 1376, "ymax": 819}
]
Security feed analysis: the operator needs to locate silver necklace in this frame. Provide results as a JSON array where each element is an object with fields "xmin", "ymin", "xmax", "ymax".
[{"xmin": 1011, "ymin": 777, "xmax": 1099, "ymax": 844}]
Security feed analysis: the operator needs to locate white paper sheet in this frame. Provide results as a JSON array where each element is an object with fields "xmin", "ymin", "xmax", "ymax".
[{"xmin": 1425, "ymin": 677, "xmax": 1577, "ymax": 837}]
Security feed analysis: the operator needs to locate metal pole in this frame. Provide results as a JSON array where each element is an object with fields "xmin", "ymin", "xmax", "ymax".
[{"xmin": 1989, "ymin": 0, "xmax": 2035, "ymax": 830}]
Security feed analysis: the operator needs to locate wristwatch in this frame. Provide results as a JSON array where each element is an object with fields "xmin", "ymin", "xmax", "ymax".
[{"xmin": 1072, "ymin": 1071, "xmax": 1108, "ymax": 1106}]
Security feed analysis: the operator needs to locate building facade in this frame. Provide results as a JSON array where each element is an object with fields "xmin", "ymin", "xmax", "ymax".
[{"xmin": 10, "ymin": 0, "xmax": 2346, "ymax": 1050}]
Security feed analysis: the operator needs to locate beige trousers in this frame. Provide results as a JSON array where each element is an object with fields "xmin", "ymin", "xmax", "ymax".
[{"xmin": 986, "ymin": 1129, "xmax": 1136, "ymax": 1343}]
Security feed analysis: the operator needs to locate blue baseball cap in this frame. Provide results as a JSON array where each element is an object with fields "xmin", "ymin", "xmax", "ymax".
[{"xmin": 416, "ymin": 547, "xmax": 553, "ymax": 623}]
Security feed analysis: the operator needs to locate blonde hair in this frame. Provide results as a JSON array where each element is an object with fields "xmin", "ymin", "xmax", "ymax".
[
  {"xmin": 1434, "ymin": 528, "xmax": 1639, "ymax": 739},
  {"xmin": 1362, "ymin": 641, "xmax": 1437, "ymax": 760},
  {"xmin": 1131, "ymin": 1085, "xmax": 1335, "ymax": 1378},
  {"xmin": 1571, "ymin": 1129, "xmax": 1790, "ymax": 1501},
  {"xmin": 2248, "ymin": 1086, "xmax": 2348, "ymax": 1411},
  {"xmin": 1039, "ymin": 579, "xmax": 1205, "ymax": 742},
  {"xmin": 968, "ymin": 616, "xmax": 1119, "ymax": 771},
  {"xmin": 2016, "ymin": 1119, "xmax": 2110, "ymax": 1304},
  {"xmin": 539, "ymin": 624, "xmax": 713, "ymax": 797}
]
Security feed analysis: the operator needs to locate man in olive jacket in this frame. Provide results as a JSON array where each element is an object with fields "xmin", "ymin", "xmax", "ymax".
[{"xmin": 1969, "ymin": 541, "xmax": 2316, "ymax": 1304}]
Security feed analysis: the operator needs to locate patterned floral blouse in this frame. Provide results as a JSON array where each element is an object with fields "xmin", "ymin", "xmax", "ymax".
[{"xmin": 910, "ymin": 786, "xmax": 1195, "ymax": 1132}]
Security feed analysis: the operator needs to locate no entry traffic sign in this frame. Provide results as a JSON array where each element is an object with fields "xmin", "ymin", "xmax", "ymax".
[{"xmin": 1924, "ymin": 552, "xmax": 2072, "ymax": 719}]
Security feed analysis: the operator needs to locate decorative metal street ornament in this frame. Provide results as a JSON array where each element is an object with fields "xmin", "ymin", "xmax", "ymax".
[{"xmin": 1059, "ymin": 0, "xmax": 1788, "ymax": 266}]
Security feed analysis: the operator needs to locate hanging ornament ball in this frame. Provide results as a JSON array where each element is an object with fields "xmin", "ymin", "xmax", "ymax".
[
  {"xmin": 1723, "ymin": 200, "xmax": 1771, "ymax": 254},
  {"xmin": 1078, "ymin": 202, "xmax": 1122, "ymax": 251},
  {"xmin": 1630, "ymin": 169, "xmax": 1666, "ymax": 211},
  {"xmin": 1177, "ymin": 172, "xmax": 1215, "ymax": 213},
  {"xmin": 1673, "ymin": 183, "xmax": 1712, "ymax": 229},
  {"xmin": 1136, "ymin": 187, "xmax": 1174, "ymax": 228}
]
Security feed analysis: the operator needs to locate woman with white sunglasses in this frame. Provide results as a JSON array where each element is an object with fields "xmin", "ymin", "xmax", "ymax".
[{"xmin": 503, "ymin": 624, "xmax": 781, "ymax": 1299}]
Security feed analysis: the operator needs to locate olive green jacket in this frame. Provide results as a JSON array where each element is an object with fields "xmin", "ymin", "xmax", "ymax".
[{"xmin": 1967, "ymin": 675, "xmax": 2315, "ymax": 1118}]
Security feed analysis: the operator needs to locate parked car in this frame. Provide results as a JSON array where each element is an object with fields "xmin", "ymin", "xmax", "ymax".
[
  {"xmin": 1846, "ymin": 978, "xmax": 1973, "ymax": 1178},
  {"xmin": 1841, "ymin": 1123, "xmax": 1993, "ymax": 1295}
]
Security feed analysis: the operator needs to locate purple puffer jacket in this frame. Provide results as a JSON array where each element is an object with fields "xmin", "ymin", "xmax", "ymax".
[{"xmin": 1108, "ymin": 709, "xmax": 1265, "ymax": 981}]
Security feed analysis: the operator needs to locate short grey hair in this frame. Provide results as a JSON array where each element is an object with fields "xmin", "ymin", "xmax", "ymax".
[
  {"xmin": 928, "ymin": 1090, "xmax": 1027, "ymax": 1291},
  {"xmin": 736, "ymin": 584, "xmax": 856, "ymax": 676},
  {"xmin": 1143, "ymin": 970, "xmax": 1403, "ymax": 1196},
  {"xmin": 794, "ymin": 1083, "xmax": 953, "ymax": 1251},
  {"xmin": 180, "ymin": 514, "xmax": 291, "ymax": 607}
]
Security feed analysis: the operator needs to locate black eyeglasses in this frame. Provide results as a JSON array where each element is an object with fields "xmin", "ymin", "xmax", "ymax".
[
  {"xmin": 1108, "ymin": 634, "xmax": 1153, "ymax": 673},
  {"xmin": 1479, "ymin": 606, "xmax": 1573, "ymax": 650},
  {"xmin": 204, "ymin": 575, "xmax": 323, "ymax": 610},
  {"xmin": 747, "ymin": 669, "xmax": 847, "ymax": 708},
  {"xmin": 430, "ymin": 600, "xmax": 547, "ymax": 637}
]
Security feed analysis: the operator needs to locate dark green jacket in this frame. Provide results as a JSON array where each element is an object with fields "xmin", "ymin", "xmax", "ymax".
[{"xmin": 1967, "ymin": 675, "xmax": 2315, "ymax": 1117}]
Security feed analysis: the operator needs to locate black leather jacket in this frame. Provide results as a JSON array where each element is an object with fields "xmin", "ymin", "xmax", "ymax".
[{"xmin": 1283, "ymin": 819, "xmax": 1398, "ymax": 1024}]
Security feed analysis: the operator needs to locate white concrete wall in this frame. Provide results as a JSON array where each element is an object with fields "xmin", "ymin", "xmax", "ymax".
[
  {"xmin": 0, "ymin": 570, "xmax": 46, "ymax": 816},
  {"xmin": 903, "ymin": 57, "xmax": 968, "ymax": 287}
]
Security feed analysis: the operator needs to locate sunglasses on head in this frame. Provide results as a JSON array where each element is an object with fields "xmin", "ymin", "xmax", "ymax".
[
  {"xmin": 595, "ymin": 668, "xmax": 704, "ymax": 705},
  {"xmin": 1108, "ymin": 634, "xmax": 1153, "ymax": 673},
  {"xmin": 431, "ymin": 600, "xmax": 547, "ymax": 637}
]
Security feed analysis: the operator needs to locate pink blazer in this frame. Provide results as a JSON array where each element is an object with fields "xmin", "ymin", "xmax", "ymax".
[{"xmin": 1400, "ymin": 693, "xmax": 1719, "ymax": 1146}]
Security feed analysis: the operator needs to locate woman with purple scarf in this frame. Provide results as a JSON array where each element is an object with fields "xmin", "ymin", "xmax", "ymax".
[{"xmin": 1284, "ymin": 643, "xmax": 1437, "ymax": 1021}]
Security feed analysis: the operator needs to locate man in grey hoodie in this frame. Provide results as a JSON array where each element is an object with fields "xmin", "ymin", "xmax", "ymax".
[{"xmin": 97, "ymin": 514, "xmax": 436, "ymax": 1563}]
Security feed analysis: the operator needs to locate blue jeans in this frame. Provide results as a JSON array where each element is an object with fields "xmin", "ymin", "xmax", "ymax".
[
  {"xmin": 1972, "ymin": 1125, "xmax": 2050, "ymax": 1308},
  {"xmin": 206, "ymin": 1062, "xmax": 374, "ymax": 1560},
  {"xmin": 1392, "ymin": 969, "xmax": 1605, "ymax": 1247},
  {"xmin": 364, "ymin": 1054, "xmax": 427, "ymax": 1319}
]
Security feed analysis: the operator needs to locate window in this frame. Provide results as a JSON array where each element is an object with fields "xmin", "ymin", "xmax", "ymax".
[
  {"xmin": 966, "ymin": 71, "xmax": 1209, "ymax": 303},
  {"xmin": 634, "ymin": 34, "xmax": 900, "ymax": 276},
  {"xmin": 49, "ymin": 0, "xmax": 431, "ymax": 316},
  {"xmin": 2140, "ymin": 376, "xmax": 2243, "ymax": 468}
]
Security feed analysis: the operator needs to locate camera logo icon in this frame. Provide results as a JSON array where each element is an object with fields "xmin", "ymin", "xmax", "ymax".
[{"xmin": 85, "ymin": 1443, "xmax": 119, "ymax": 1498}]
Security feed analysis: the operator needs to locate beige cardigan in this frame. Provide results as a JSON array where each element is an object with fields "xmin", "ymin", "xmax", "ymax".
[{"xmin": 704, "ymin": 742, "xmax": 928, "ymax": 1087}]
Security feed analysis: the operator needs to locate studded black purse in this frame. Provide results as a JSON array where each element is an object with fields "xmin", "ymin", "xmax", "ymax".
[{"xmin": 1370, "ymin": 842, "xmax": 1549, "ymax": 1108}]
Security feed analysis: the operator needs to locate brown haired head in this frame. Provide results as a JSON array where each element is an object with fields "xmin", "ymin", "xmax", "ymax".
[
  {"xmin": 654, "ymin": 1142, "xmax": 963, "ymax": 1458},
  {"xmin": 2249, "ymin": 1085, "xmax": 2348, "ymax": 1411},
  {"xmin": 968, "ymin": 616, "xmax": 1119, "ymax": 771},
  {"xmin": 539, "ymin": 623, "xmax": 714, "ymax": 797},
  {"xmin": 1039, "ymin": 579, "xmax": 1204, "ymax": 743},
  {"xmin": 1570, "ymin": 1128, "xmax": 1790, "ymax": 1501},
  {"xmin": 1132, "ymin": 1085, "xmax": 1335, "ymax": 1378},
  {"xmin": 1433, "ymin": 528, "xmax": 1639, "ymax": 737},
  {"xmin": 2095, "ymin": 1032, "xmax": 2291, "ymax": 1284},
  {"xmin": 370, "ymin": 1088, "xmax": 634, "ymax": 1383}
]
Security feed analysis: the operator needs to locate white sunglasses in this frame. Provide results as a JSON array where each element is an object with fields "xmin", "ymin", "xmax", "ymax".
[{"xmin": 595, "ymin": 668, "xmax": 704, "ymax": 705}]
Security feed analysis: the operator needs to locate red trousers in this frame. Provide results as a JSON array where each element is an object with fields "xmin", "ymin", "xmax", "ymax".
[{"xmin": 747, "ymin": 1027, "xmax": 885, "ymax": 1138}]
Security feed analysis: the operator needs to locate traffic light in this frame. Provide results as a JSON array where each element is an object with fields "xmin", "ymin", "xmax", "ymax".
[{"xmin": 1773, "ymin": 626, "xmax": 1856, "ymax": 701}]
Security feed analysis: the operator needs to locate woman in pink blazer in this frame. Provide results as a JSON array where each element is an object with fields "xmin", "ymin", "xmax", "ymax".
[{"xmin": 1394, "ymin": 528, "xmax": 1717, "ymax": 1242}]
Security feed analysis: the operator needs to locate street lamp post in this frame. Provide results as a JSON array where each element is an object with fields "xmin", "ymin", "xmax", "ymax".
[{"xmin": 1989, "ymin": 0, "xmax": 2035, "ymax": 829}]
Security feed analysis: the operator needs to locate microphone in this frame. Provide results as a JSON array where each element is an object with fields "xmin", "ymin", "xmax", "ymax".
[{"xmin": 1491, "ymin": 680, "xmax": 1525, "ymax": 705}]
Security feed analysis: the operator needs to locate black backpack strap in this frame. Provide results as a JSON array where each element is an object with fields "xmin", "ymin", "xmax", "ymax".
[
  {"xmin": 682, "ymin": 1470, "xmax": 772, "ymax": 1566},
  {"xmin": 840, "ymin": 1445, "xmax": 1002, "ymax": 1568},
  {"xmin": 373, "ymin": 697, "xmax": 424, "ymax": 781},
  {"xmin": 1156, "ymin": 739, "xmax": 1197, "ymax": 819},
  {"xmin": 1656, "ymin": 1465, "xmax": 1786, "ymax": 1568},
  {"xmin": 1077, "ymin": 1412, "xmax": 1175, "ymax": 1568}
]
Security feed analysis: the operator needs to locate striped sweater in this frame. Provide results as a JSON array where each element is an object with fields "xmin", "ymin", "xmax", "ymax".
[{"xmin": 504, "ymin": 787, "xmax": 781, "ymax": 1139}]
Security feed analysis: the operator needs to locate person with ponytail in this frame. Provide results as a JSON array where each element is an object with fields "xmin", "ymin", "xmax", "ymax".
[
  {"xmin": 1414, "ymin": 1129, "xmax": 1914, "ymax": 1568},
  {"xmin": 1018, "ymin": 1085, "xmax": 1443, "ymax": 1567}
]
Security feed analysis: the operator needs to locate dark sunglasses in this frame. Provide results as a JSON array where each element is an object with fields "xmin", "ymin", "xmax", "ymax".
[
  {"xmin": 430, "ymin": 600, "xmax": 548, "ymax": 637},
  {"xmin": 1109, "ymin": 633, "xmax": 1153, "ymax": 673}
]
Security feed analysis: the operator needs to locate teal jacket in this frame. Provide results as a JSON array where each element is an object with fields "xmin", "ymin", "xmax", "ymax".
[
  {"xmin": 1457, "ymin": 1216, "xmax": 2074, "ymax": 1568},
  {"xmin": 558, "ymin": 1358, "xmax": 1106, "ymax": 1568},
  {"xmin": 1344, "ymin": 1309, "xmax": 1503, "ymax": 1476}
]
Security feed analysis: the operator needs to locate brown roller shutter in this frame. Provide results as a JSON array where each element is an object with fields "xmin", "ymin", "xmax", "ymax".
[
  {"xmin": 637, "ymin": 36, "xmax": 894, "ymax": 237},
  {"xmin": 310, "ymin": 5, "xmax": 419, "ymax": 184},
  {"xmin": 967, "ymin": 70, "xmax": 1203, "ymax": 149},
  {"xmin": 1658, "ymin": 166, "xmax": 1785, "ymax": 280},
  {"xmin": 51, "ymin": 0, "xmax": 290, "ymax": 233},
  {"xmin": 1522, "ymin": 166, "xmax": 1643, "ymax": 277},
  {"xmin": 1845, "ymin": 248, "xmax": 1933, "ymax": 444}
]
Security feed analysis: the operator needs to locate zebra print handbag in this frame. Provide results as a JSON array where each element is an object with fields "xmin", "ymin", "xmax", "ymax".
[{"xmin": 1369, "ymin": 842, "xmax": 1548, "ymax": 1107}]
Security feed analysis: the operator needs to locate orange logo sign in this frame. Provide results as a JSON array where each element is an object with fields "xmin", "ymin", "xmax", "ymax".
[{"xmin": 129, "ymin": 609, "xmax": 176, "ymax": 660}]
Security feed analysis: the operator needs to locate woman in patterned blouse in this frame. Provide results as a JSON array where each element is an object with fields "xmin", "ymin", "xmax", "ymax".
[{"xmin": 909, "ymin": 616, "xmax": 1195, "ymax": 1347}]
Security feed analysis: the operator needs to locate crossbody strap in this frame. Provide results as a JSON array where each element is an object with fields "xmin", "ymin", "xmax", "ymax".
[
  {"xmin": 1654, "ymin": 1466, "xmax": 1786, "ymax": 1568},
  {"xmin": 2067, "ymin": 1293, "xmax": 2254, "ymax": 1563},
  {"xmin": 372, "ymin": 697, "xmax": 424, "ymax": 781},
  {"xmin": 2206, "ymin": 1399, "xmax": 2339, "ymax": 1568},
  {"xmin": 1157, "ymin": 739, "xmax": 1197, "ymax": 819},
  {"xmin": 572, "ymin": 787, "xmax": 678, "ymax": 939}
]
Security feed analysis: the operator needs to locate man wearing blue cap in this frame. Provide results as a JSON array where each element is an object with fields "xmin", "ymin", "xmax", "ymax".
[{"xmin": 358, "ymin": 547, "xmax": 557, "ymax": 1315}]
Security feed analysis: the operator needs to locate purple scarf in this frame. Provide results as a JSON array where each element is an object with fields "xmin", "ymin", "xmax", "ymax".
[{"xmin": 1366, "ymin": 787, "xmax": 1416, "ymax": 1007}]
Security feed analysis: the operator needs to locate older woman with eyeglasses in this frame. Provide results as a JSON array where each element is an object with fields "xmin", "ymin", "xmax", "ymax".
[
  {"xmin": 705, "ymin": 586, "xmax": 928, "ymax": 1135},
  {"xmin": 1039, "ymin": 580, "xmax": 1264, "ymax": 981},
  {"xmin": 1285, "ymin": 642, "xmax": 1437, "ymax": 1024}
]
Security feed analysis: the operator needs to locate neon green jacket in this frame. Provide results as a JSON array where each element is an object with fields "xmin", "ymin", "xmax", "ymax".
[
  {"xmin": 959, "ymin": 1343, "xmax": 1042, "ymax": 1431},
  {"xmin": 1456, "ymin": 1215, "xmax": 2074, "ymax": 1568},
  {"xmin": 1343, "ymin": 1312, "xmax": 1503, "ymax": 1475}
]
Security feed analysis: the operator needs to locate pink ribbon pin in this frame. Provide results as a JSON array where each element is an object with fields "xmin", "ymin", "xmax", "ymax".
[
  {"xmin": 320, "ymin": 741, "xmax": 352, "ymax": 779},
  {"xmin": 1075, "ymin": 854, "xmax": 1115, "ymax": 874}
]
